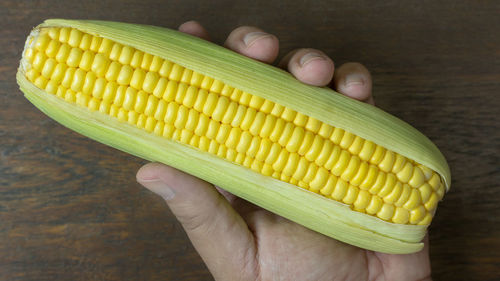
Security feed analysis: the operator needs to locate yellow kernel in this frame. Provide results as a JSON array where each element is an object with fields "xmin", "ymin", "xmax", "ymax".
[
  {"xmin": 342, "ymin": 185, "xmax": 359, "ymax": 204},
  {"xmin": 92, "ymin": 77, "xmax": 106, "ymax": 99},
  {"xmin": 88, "ymin": 97, "xmax": 100, "ymax": 111},
  {"xmin": 305, "ymin": 135, "xmax": 325, "ymax": 162},
  {"xmin": 331, "ymin": 150, "xmax": 350, "ymax": 177},
  {"xmin": 194, "ymin": 114, "xmax": 210, "ymax": 136},
  {"xmin": 180, "ymin": 69, "xmax": 193, "ymax": 84},
  {"xmin": 272, "ymin": 149, "xmax": 290, "ymax": 173},
  {"xmin": 365, "ymin": 196, "xmax": 383, "ymax": 215},
  {"xmin": 348, "ymin": 136, "xmax": 364, "ymax": 155},
  {"xmin": 264, "ymin": 143, "xmax": 281, "ymax": 164},
  {"xmin": 89, "ymin": 36, "xmax": 102, "ymax": 52},
  {"xmin": 281, "ymin": 107, "xmax": 296, "ymax": 122},
  {"xmin": 424, "ymin": 193, "xmax": 439, "ymax": 211},
  {"xmin": 79, "ymin": 34, "xmax": 92, "ymax": 50},
  {"xmin": 32, "ymin": 51, "xmax": 46, "ymax": 71},
  {"xmin": 116, "ymin": 65, "xmax": 133, "ymax": 85},
  {"xmin": 305, "ymin": 117, "xmax": 321, "ymax": 133},
  {"xmin": 249, "ymin": 95, "xmax": 265, "ymax": 110},
  {"xmin": 302, "ymin": 163, "xmax": 318, "ymax": 183},
  {"xmin": 82, "ymin": 72, "xmax": 97, "ymax": 95},
  {"xmin": 286, "ymin": 126, "xmax": 305, "ymax": 153},
  {"xmin": 215, "ymin": 124, "xmax": 231, "ymax": 144},
  {"xmin": 98, "ymin": 101, "xmax": 111, "ymax": 114},
  {"xmin": 169, "ymin": 64, "xmax": 184, "ymax": 82},
  {"xmin": 154, "ymin": 59, "xmax": 171, "ymax": 77},
  {"xmin": 143, "ymin": 72, "xmax": 159, "ymax": 94},
  {"xmin": 66, "ymin": 47, "xmax": 83, "ymax": 68},
  {"xmin": 409, "ymin": 166, "xmax": 425, "ymax": 187},
  {"xmin": 395, "ymin": 184, "xmax": 412, "ymax": 207},
  {"xmin": 144, "ymin": 95, "xmax": 159, "ymax": 116},
  {"xmin": 378, "ymin": 150, "xmax": 395, "ymax": 173},
  {"xmin": 128, "ymin": 111, "xmax": 139, "ymax": 125},
  {"xmin": 392, "ymin": 207, "xmax": 410, "ymax": 224},
  {"xmin": 41, "ymin": 58, "xmax": 57, "ymax": 79},
  {"xmin": 78, "ymin": 50, "xmax": 94, "ymax": 71},
  {"xmin": 339, "ymin": 131, "xmax": 355, "ymax": 149},
  {"xmin": 59, "ymin": 27, "xmax": 71, "ymax": 43},
  {"xmin": 130, "ymin": 50, "xmax": 144, "ymax": 69},
  {"xmin": 353, "ymin": 190, "xmax": 371, "ymax": 210},
  {"xmin": 109, "ymin": 43, "xmax": 122, "ymax": 61},
  {"xmin": 319, "ymin": 175, "xmax": 336, "ymax": 196},
  {"xmin": 68, "ymin": 28, "xmax": 83, "ymax": 47},
  {"xmin": 259, "ymin": 114, "xmax": 277, "ymax": 138},
  {"xmin": 324, "ymin": 145, "xmax": 341, "ymax": 171},
  {"xmin": 260, "ymin": 99, "xmax": 274, "ymax": 114},
  {"xmin": 45, "ymin": 39, "xmax": 60, "ymax": 58},
  {"xmin": 105, "ymin": 61, "xmax": 121, "ymax": 82},
  {"xmin": 225, "ymin": 127, "xmax": 242, "ymax": 149},
  {"xmin": 203, "ymin": 92, "xmax": 219, "ymax": 117},
  {"xmin": 164, "ymin": 80, "xmax": 179, "ymax": 102},
  {"xmin": 61, "ymin": 67, "xmax": 76, "ymax": 88},
  {"xmin": 391, "ymin": 154, "xmax": 407, "ymax": 174},
  {"xmin": 330, "ymin": 127, "xmax": 344, "ymax": 144},
  {"xmin": 34, "ymin": 33, "xmax": 50, "ymax": 51},
  {"xmin": 249, "ymin": 112, "xmax": 266, "ymax": 136},
  {"xmin": 270, "ymin": 103, "xmax": 284, "ymax": 117},
  {"xmin": 70, "ymin": 68, "xmax": 86, "ymax": 92},
  {"xmin": 403, "ymin": 189, "xmax": 422, "ymax": 210},
  {"xmin": 45, "ymin": 80, "xmax": 58, "ymax": 94},
  {"xmin": 134, "ymin": 91, "xmax": 148, "ymax": 113},
  {"xmin": 75, "ymin": 92, "xmax": 90, "ymax": 107},
  {"xmin": 292, "ymin": 157, "xmax": 309, "ymax": 181},
  {"xmin": 377, "ymin": 173, "xmax": 397, "ymax": 197},
  {"xmin": 149, "ymin": 56, "xmax": 163, "ymax": 72},
  {"xmin": 239, "ymin": 92, "xmax": 252, "ymax": 106},
  {"xmin": 409, "ymin": 206, "xmax": 426, "ymax": 224},
  {"xmin": 185, "ymin": 109, "xmax": 199, "ymax": 131},
  {"xmin": 255, "ymin": 138, "xmax": 271, "ymax": 162},
  {"xmin": 211, "ymin": 96, "xmax": 230, "ymax": 122},
  {"xmin": 118, "ymin": 46, "xmax": 134, "ymax": 65},
  {"xmin": 331, "ymin": 179, "xmax": 348, "ymax": 200},
  {"xmin": 113, "ymin": 85, "xmax": 127, "ymax": 107},
  {"xmin": 154, "ymin": 100, "xmax": 168, "ymax": 121},
  {"xmin": 282, "ymin": 153, "xmax": 300, "ymax": 177},
  {"xmin": 417, "ymin": 213, "xmax": 433, "ymax": 225},
  {"xmin": 145, "ymin": 116, "xmax": 157, "ymax": 132},
  {"xmin": 141, "ymin": 53, "xmax": 153, "ymax": 70},
  {"xmin": 397, "ymin": 162, "xmax": 414, "ymax": 183},
  {"xmin": 91, "ymin": 53, "xmax": 110, "ymax": 77},
  {"xmin": 47, "ymin": 27, "xmax": 60, "ymax": 40},
  {"xmin": 130, "ymin": 68, "xmax": 146, "ymax": 90},
  {"xmin": 383, "ymin": 181, "xmax": 403, "ymax": 204},
  {"xmin": 369, "ymin": 145, "xmax": 385, "ymax": 164},
  {"xmin": 341, "ymin": 155, "xmax": 361, "ymax": 182},
  {"xmin": 102, "ymin": 81, "xmax": 118, "ymax": 102},
  {"xmin": 98, "ymin": 39, "xmax": 114, "ymax": 57},
  {"xmin": 230, "ymin": 105, "xmax": 248, "ymax": 128},
  {"xmin": 350, "ymin": 161, "xmax": 369, "ymax": 186},
  {"xmin": 359, "ymin": 164, "xmax": 379, "ymax": 190},
  {"xmin": 369, "ymin": 172, "xmax": 386, "ymax": 194},
  {"xmin": 317, "ymin": 123, "xmax": 333, "ymax": 139},
  {"xmin": 377, "ymin": 203, "xmax": 395, "ymax": 221},
  {"xmin": 206, "ymin": 119, "xmax": 220, "ymax": 139},
  {"xmin": 174, "ymin": 105, "xmax": 189, "ymax": 129},
  {"xmin": 419, "ymin": 183, "xmax": 433, "ymax": 203},
  {"xmin": 34, "ymin": 75, "xmax": 48, "ymax": 89},
  {"xmin": 123, "ymin": 87, "xmax": 138, "ymax": 111}
]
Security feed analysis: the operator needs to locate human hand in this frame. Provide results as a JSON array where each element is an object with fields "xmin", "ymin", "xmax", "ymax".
[{"xmin": 136, "ymin": 21, "xmax": 432, "ymax": 281}]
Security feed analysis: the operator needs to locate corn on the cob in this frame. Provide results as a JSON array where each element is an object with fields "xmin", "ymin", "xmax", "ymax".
[{"xmin": 17, "ymin": 19, "xmax": 450, "ymax": 254}]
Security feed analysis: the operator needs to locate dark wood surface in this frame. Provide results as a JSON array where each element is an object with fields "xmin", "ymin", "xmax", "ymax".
[{"xmin": 1, "ymin": 1, "xmax": 499, "ymax": 280}]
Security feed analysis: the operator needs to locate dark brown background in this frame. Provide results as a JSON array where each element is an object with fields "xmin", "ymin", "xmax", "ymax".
[{"xmin": 1, "ymin": 1, "xmax": 499, "ymax": 280}]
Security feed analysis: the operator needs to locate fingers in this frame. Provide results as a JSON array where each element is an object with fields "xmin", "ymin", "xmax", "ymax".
[
  {"xmin": 224, "ymin": 26, "xmax": 279, "ymax": 63},
  {"xmin": 136, "ymin": 163, "xmax": 256, "ymax": 279},
  {"xmin": 178, "ymin": 20, "xmax": 210, "ymax": 40},
  {"xmin": 333, "ymin": 62, "xmax": 374, "ymax": 104},
  {"xmin": 279, "ymin": 48, "xmax": 335, "ymax": 86}
]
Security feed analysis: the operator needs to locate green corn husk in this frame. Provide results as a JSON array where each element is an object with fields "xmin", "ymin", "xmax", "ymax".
[{"xmin": 17, "ymin": 19, "xmax": 451, "ymax": 254}]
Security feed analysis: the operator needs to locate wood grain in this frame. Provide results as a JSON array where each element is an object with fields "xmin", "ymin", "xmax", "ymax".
[{"xmin": 1, "ymin": 1, "xmax": 499, "ymax": 280}]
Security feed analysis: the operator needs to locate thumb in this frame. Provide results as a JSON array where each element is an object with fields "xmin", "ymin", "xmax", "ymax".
[{"xmin": 136, "ymin": 163, "xmax": 256, "ymax": 280}]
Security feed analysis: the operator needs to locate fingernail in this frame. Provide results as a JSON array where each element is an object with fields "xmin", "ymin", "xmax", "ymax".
[
  {"xmin": 344, "ymin": 74, "xmax": 365, "ymax": 87},
  {"xmin": 299, "ymin": 52, "xmax": 325, "ymax": 67},
  {"xmin": 138, "ymin": 178, "xmax": 175, "ymax": 200},
  {"xmin": 243, "ymin": 31, "xmax": 268, "ymax": 46}
]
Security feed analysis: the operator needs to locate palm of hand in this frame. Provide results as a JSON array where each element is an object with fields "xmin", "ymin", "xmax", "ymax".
[{"xmin": 137, "ymin": 21, "xmax": 432, "ymax": 281}]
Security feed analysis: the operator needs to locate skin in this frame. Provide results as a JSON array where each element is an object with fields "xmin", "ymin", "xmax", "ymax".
[{"xmin": 137, "ymin": 21, "xmax": 432, "ymax": 281}]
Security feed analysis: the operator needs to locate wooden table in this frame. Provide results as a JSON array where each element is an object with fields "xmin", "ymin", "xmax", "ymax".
[{"xmin": 1, "ymin": 1, "xmax": 498, "ymax": 280}]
